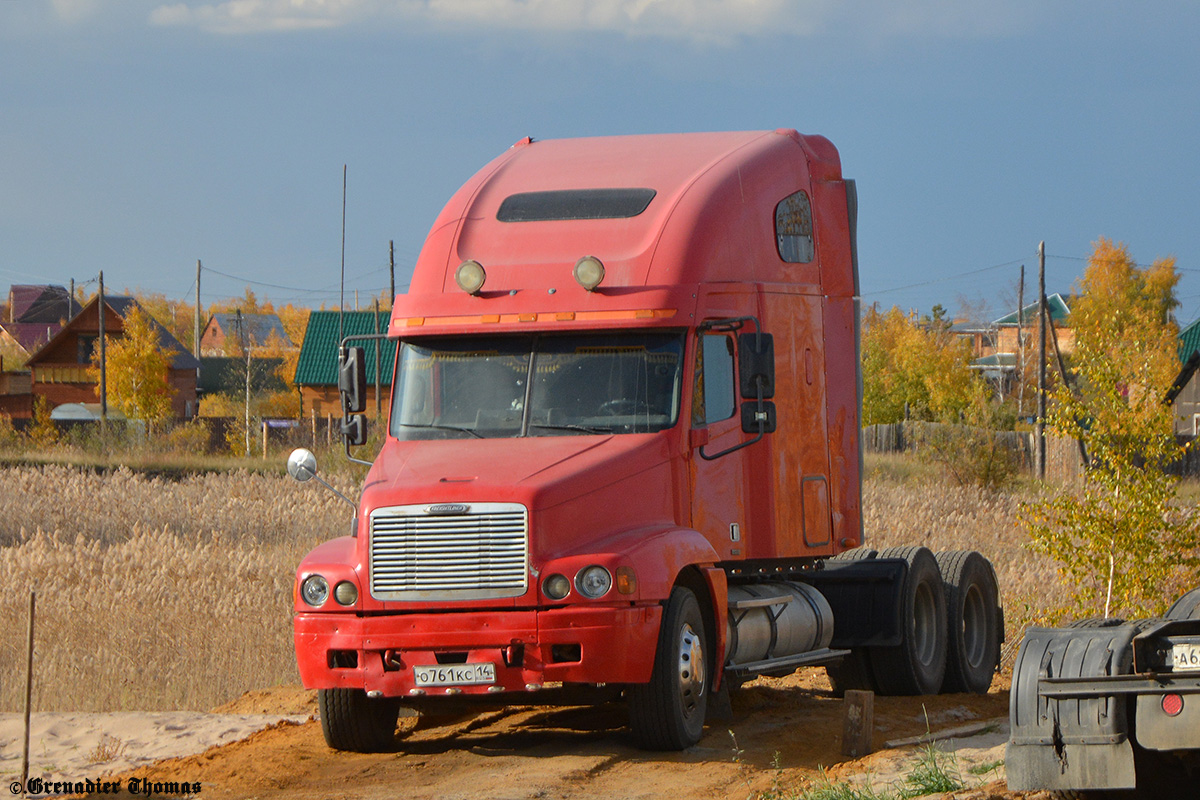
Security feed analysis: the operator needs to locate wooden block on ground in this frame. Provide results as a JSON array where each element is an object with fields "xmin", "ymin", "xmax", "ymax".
[{"xmin": 841, "ymin": 689, "xmax": 874, "ymax": 758}]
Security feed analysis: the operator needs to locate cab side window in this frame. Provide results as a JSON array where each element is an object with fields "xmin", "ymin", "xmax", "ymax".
[
  {"xmin": 693, "ymin": 333, "xmax": 736, "ymax": 426},
  {"xmin": 775, "ymin": 190, "xmax": 814, "ymax": 263}
]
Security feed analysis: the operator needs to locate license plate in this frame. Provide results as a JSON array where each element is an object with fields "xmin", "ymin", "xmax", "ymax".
[
  {"xmin": 1172, "ymin": 643, "xmax": 1200, "ymax": 671},
  {"xmin": 414, "ymin": 662, "xmax": 496, "ymax": 687}
]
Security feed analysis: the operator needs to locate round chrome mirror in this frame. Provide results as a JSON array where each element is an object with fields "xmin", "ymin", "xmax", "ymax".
[{"xmin": 287, "ymin": 448, "xmax": 318, "ymax": 483}]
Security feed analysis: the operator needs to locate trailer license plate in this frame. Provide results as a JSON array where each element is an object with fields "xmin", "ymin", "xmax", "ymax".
[
  {"xmin": 414, "ymin": 663, "xmax": 496, "ymax": 687},
  {"xmin": 1173, "ymin": 643, "xmax": 1200, "ymax": 671}
]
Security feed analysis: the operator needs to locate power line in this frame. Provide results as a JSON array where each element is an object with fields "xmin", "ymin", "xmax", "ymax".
[{"xmin": 863, "ymin": 257, "xmax": 1026, "ymax": 298}]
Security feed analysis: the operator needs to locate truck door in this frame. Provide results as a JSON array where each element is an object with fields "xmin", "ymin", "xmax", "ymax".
[{"xmin": 688, "ymin": 327, "xmax": 749, "ymax": 560}]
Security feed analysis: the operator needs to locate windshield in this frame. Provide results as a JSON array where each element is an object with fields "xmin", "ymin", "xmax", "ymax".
[{"xmin": 390, "ymin": 333, "xmax": 685, "ymax": 440}]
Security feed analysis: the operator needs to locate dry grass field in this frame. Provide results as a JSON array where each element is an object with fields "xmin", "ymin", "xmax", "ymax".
[
  {"xmin": 0, "ymin": 455, "xmax": 1068, "ymax": 713},
  {"xmin": 0, "ymin": 465, "xmax": 352, "ymax": 712}
]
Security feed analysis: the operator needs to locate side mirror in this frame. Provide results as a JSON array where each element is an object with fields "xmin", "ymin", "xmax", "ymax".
[
  {"xmin": 341, "ymin": 414, "xmax": 368, "ymax": 447},
  {"xmin": 339, "ymin": 346, "xmax": 367, "ymax": 415},
  {"xmin": 287, "ymin": 448, "xmax": 318, "ymax": 482},
  {"xmin": 738, "ymin": 333, "xmax": 775, "ymax": 399},
  {"xmin": 286, "ymin": 447, "xmax": 358, "ymax": 521},
  {"xmin": 699, "ymin": 327, "xmax": 778, "ymax": 461}
]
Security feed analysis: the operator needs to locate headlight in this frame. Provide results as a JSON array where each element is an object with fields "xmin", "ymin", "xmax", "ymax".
[
  {"xmin": 333, "ymin": 581, "xmax": 358, "ymax": 606},
  {"xmin": 543, "ymin": 574, "xmax": 571, "ymax": 600},
  {"xmin": 575, "ymin": 566, "xmax": 612, "ymax": 599},
  {"xmin": 301, "ymin": 575, "xmax": 330, "ymax": 607}
]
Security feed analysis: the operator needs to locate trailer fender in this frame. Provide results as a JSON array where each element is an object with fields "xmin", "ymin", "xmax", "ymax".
[{"xmin": 1006, "ymin": 621, "xmax": 1138, "ymax": 792}]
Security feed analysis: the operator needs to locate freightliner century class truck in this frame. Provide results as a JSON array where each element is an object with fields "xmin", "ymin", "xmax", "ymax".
[{"xmin": 288, "ymin": 129, "xmax": 1004, "ymax": 752}]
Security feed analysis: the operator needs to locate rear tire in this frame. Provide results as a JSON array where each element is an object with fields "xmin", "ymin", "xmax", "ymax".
[
  {"xmin": 318, "ymin": 688, "xmax": 401, "ymax": 752},
  {"xmin": 869, "ymin": 546, "xmax": 947, "ymax": 696},
  {"xmin": 1167, "ymin": 587, "xmax": 1200, "ymax": 620},
  {"xmin": 935, "ymin": 550, "xmax": 1001, "ymax": 694},
  {"xmin": 629, "ymin": 586, "xmax": 709, "ymax": 750}
]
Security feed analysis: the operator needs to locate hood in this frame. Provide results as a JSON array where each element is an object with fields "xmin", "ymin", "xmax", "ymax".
[{"xmin": 360, "ymin": 433, "xmax": 675, "ymax": 513}]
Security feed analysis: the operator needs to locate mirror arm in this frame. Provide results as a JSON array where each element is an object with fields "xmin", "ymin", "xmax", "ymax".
[
  {"xmin": 698, "ymin": 379, "xmax": 768, "ymax": 461},
  {"xmin": 343, "ymin": 435, "xmax": 374, "ymax": 468}
]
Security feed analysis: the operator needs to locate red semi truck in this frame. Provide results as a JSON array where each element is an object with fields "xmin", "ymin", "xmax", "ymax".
[{"xmin": 289, "ymin": 129, "xmax": 1003, "ymax": 751}]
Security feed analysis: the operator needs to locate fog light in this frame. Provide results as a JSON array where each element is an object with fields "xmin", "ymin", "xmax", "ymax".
[
  {"xmin": 455, "ymin": 260, "xmax": 487, "ymax": 294},
  {"xmin": 543, "ymin": 573, "xmax": 571, "ymax": 600},
  {"xmin": 573, "ymin": 256, "xmax": 605, "ymax": 291},
  {"xmin": 334, "ymin": 580, "xmax": 358, "ymax": 606},
  {"xmin": 575, "ymin": 566, "xmax": 612, "ymax": 599},
  {"xmin": 301, "ymin": 575, "xmax": 329, "ymax": 607},
  {"xmin": 1163, "ymin": 693, "xmax": 1184, "ymax": 717}
]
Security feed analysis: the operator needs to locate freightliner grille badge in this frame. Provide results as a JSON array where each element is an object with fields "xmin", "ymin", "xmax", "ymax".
[{"xmin": 426, "ymin": 503, "xmax": 470, "ymax": 515}]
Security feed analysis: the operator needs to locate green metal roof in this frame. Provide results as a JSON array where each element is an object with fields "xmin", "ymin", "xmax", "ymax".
[
  {"xmin": 1179, "ymin": 317, "xmax": 1200, "ymax": 364},
  {"xmin": 294, "ymin": 311, "xmax": 396, "ymax": 387},
  {"xmin": 992, "ymin": 293, "xmax": 1071, "ymax": 326}
]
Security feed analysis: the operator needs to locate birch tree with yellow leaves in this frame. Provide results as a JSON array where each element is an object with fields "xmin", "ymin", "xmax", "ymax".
[{"xmin": 1025, "ymin": 238, "xmax": 1200, "ymax": 616}]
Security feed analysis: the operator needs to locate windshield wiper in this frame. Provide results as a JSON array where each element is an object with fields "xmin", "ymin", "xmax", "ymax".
[
  {"xmin": 396, "ymin": 422, "xmax": 484, "ymax": 439},
  {"xmin": 528, "ymin": 423, "xmax": 613, "ymax": 435}
]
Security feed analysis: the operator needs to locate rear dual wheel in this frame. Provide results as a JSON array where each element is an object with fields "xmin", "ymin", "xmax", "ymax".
[
  {"xmin": 870, "ymin": 546, "xmax": 947, "ymax": 696},
  {"xmin": 936, "ymin": 550, "xmax": 1002, "ymax": 694}
]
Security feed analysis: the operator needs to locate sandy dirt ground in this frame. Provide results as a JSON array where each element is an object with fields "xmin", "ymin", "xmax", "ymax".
[{"xmin": 3, "ymin": 672, "xmax": 1061, "ymax": 800}]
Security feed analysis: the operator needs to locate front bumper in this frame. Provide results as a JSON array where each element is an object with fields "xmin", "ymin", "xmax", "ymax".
[{"xmin": 294, "ymin": 604, "xmax": 662, "ymax": 697}]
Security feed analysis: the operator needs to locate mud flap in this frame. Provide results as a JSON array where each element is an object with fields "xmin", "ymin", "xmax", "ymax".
[{"xmin": 1006, "ymin": 623, "xmax": 1138, "ymax": 791}]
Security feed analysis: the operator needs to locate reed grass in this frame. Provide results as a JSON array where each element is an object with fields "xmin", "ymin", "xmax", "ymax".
[{"xmin": 0, "ymin": 454, "xmax": 1064, "ymax": 712}]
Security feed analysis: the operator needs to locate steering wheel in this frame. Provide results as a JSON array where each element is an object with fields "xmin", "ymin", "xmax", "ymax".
[{"xmin": 598, "ymin": 398, "xmax": 645, "ymax": 416}]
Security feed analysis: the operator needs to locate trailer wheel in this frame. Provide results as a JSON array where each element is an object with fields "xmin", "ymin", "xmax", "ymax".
[
  {"xmin": 1167, "ymin": 587, "xmax": 1200, "ymax": 620},
  {"xmin": 318, "ymin": 688, "xmax": 401, "ymax": 752},
  {"xmin": 825, "ymin": 547, "xmax": 879, "ymax": 695},
  {"xmin": 935, "ymin": 550, "xmax": 1001, "ymax": 694},
  {"xmin": 869, "ymin": 546, "xmax": 947, "ymax": 696},
  {"xmin": 629, "ymin": 586, "xmax": 708, "ymax": 750}
]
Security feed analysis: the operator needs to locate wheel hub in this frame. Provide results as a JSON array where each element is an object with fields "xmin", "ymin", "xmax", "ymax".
[{"xmin": 677, "ymin": 622, "xmax": 705, "ymax": 714}]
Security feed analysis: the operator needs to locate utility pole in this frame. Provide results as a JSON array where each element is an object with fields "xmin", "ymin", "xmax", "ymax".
[
  {"xmin": 237, "ymin": 309, "xmax": 251, "ymax": 457},
  {"xmin": 1017, "ymin": 265, "xmax": 1025, "ymax": 418},
  {"xmin": 1036, "ymin": 242, "xmax": 1047, "ymax": 481},
  {"xmin": 194, "ymin": 260, "xmax": 202, "ymax": 360},
  {"xmin": 68, "ymin": 279, "xmax": 75, "ymax": 320},
  {"xmin": 98, "ymin": 271, "xmax": 107, "ymax": 431},
  {"xmin": 389, "ymin": 240, "xmax": 396, "ymax": 310},
  {"xmin": 373, "ymin": 299, "xmax": 382, "ymax": 419}
]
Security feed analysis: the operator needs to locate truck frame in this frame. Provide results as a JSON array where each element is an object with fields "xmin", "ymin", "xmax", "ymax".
[{"xmin": 290, "ymin": 129, "xmax": 1004, "ymax": 751}]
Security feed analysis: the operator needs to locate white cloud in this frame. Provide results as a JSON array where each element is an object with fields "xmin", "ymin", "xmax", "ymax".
[
  {"xmin": 144, "ymin": 0, "xmax": 1036, "ymax": 41},
  {"xmin": 149, "ymin": 0, "xmax": 379, "ymax": 34},
  {"xmin": 50, "ymin": 0, "xmax": 102, "ymax": 23}
]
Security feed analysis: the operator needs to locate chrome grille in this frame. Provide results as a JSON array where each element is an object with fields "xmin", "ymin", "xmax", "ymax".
[{"xmin": 369, "ymin": 502, "xmax": 528, "ymax": 601}]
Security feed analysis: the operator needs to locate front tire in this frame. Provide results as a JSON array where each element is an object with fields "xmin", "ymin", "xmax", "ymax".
[
  {"xmin": 629, "ymin": 586, "xmax": 709, "ymax": 750},
  {"xmin": 318, "ymin": 688, "xmax": 401, "ymax": 752}
]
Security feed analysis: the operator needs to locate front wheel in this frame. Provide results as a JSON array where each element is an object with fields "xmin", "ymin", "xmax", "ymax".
[
  {"xmin": 318, "ymin": 688, "xmax": 401, "ymax": 752},
  {"xmin": 628, "ymin": 586, "xmax": 709, "ymax": 750}
]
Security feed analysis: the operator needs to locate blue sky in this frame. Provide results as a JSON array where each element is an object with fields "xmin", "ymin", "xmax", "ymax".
[{"xmin": 4, "ymin": 1, "xmax": 1200, "ymax": 324}]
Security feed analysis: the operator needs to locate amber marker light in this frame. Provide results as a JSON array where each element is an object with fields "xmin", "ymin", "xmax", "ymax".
[
  {"xmin": 615, "ymin": 566, "xmax": 637, "ymax": 595},
  {"xmin": 573, "ymin": 256, "xmax": 605, "ymax": 291},
  {"xmin": 455, "ymin": 260, "xmax": 487, "ymax": 294}
]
